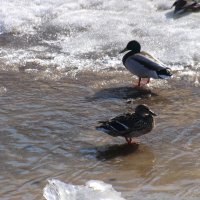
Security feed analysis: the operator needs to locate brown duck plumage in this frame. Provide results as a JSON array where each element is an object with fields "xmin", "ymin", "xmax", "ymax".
[{"xmin": 96, "ymin": 104, "xmax": 156, "ymax": 144}]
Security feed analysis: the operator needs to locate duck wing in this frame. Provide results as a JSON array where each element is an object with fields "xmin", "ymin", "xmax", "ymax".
[
  {"xmin": 132, "ymin": 53, "xmax": 166, "ymax": 71},
  {"xmin": 96, "ymin": 113, "xmax": 146, "ymax": 137},
  {"xmin": 125, "ymin": 52, "xmax": 172, "ymax": 79}
]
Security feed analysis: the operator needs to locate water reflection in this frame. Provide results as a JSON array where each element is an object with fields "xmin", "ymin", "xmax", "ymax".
[
  {"xmin": 91, "ymin": 86, "xmax": 157, "ymax": 100},
  {"xmin": 80, "ymin": 143, "xmax": 155, "ymax": 178},
  {"xmin": 96, "ymin": 143, "xmax": 139, "ymax": 160}
]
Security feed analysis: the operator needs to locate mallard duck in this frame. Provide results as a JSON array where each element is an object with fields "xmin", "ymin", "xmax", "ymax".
[
  {"xmin": 120, "ymin": 40, "xmax": 172, "ymax": 87},
  {"xmin": 96, "ymin": 104, "xmax": 156, "ymax": 144},
  {"xmin": 172, "ymin": 0, "xmax": 200, "ymax": 13}
]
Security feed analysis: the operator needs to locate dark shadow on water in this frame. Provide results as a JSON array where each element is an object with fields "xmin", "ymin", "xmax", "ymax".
[
  {"xmin": 80, "ymin": 143, "xmax": 155, "ymax": 174},
  {"xmin": 96, "ymin": 143, "xmax": 139, "ymax": 160},
  {"xmin": 89, "ymin": 86, "xmax": 157, "ymax": 101},
  {"xmin": 79, "ymin": 142, "xmax": 155, "ymax": 176},
  {"xmin": 80, "ymin": 143, "xmax": 141, "ymax": 160},
  {"xmin": 165, "ymin": 10, "xmax": 192, "ymax": 19}
]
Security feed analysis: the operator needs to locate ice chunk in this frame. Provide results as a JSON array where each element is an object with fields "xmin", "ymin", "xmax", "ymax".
[{"xmin": 43, "ymin": 179, "xmax": 126, "ymax": 200}]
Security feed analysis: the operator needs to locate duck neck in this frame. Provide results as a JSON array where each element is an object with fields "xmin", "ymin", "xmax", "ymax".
[{"xmin": 122, "ymin": 50, "xmax": 139, "ymax": 65}]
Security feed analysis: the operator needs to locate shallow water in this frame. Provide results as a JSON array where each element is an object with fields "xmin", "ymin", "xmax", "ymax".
[
  {"xmin": 0, "ymin": 0, "xmax": 200, "ymax": 199},
  {"xmin": 0, "ymin": 70, "xmax": 199, "ymax": 200}
]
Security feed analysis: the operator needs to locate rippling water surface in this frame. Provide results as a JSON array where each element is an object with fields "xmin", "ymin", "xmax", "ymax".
[
  {"xmin": 0, "ymin": 71, "xmax": 199, "ymax": 200},
  {"xmin": 0, "ymin": 0, "xmax": 200, "ymax": 200}
]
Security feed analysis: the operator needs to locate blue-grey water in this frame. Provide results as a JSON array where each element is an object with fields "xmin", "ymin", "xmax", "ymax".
[{"xmin": 0, "ymin": 0, "xmax": 200, "ymax": 200}]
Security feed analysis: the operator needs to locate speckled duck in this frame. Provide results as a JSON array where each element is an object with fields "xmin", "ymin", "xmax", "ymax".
[{"xmin": 96, "ymin": 104, "xmax": 156, "ymax": 144}]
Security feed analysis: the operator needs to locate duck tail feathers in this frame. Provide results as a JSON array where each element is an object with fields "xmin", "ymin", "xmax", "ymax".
[
  {"xmin": 96, "ymin": 126, "xmax": 110, "ymax": 134},
  {"xmin": 96, "ymin": 125, "xmax": 119, "ymax": 137},
  {"xmin": 157, "ymin": 68, "xmax": 172, "ymax": 79}
]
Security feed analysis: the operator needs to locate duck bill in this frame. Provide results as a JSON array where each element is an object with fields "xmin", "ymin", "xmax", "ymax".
[
  {"xmin": 120, "ymin": 47, "xmax": 128, "ymax": 54},
  {"xmin": 150, "ymin": 110, "xmax": 157, "ymax": 116}
]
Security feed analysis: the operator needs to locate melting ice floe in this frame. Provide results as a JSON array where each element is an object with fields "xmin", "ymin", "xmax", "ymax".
[{"xmin": 43, "ymin": 179, "xmax": 125, "ymax": 200}]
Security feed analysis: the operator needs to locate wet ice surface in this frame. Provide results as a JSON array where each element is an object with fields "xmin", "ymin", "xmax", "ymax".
[{"xmin": 43, "ymin": 179, "xmax": 125, "ymax": 200}]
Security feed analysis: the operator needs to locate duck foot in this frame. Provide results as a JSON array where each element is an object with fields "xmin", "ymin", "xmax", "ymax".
[
  {"xmin": 135, "ymin": 78, "xmax": 150, "ymax": 87},
  {"xmin": 125, "ymin": 137, "xmax": 140, "ymax": 145}
]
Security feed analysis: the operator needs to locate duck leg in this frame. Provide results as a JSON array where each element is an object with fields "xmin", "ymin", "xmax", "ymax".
[
  {"xmin": 125, "ymin": 137, "xmax": 140, "ymax": 144},
  {"xmin": 125, "ymin": 137, "xmax": 132, "ymax": 144},
  {"xmin": 137, "ymin": 77, "xmax": 142, "ymax": 86},
  {"xmin": 146, "ymin": 78, "xmax": 150, "ymax": 84},
  {"xmin": 137, "ymin": 77, "xmax": 150, "ymax": 87}
]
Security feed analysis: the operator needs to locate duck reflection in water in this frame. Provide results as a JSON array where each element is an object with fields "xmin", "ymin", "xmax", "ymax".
[
  {"xmin": 96, "ymin": 143, "xmax": 155, "ymax": 174},
  {"xmin": 96, "ymin": 143, "xmax": 139, "ymax": 160},
  {"xmin": 81, "ymin": 143, "xmax": 155, "ymax": 175}
]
